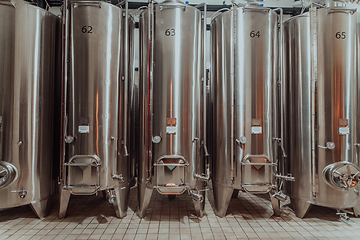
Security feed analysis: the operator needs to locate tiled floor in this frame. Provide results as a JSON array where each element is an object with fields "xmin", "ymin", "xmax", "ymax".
[{"xmin": 1, "ymin": 186, "xmax": 360, "ymax": 240}]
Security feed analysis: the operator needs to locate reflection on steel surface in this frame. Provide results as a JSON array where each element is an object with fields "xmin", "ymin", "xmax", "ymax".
[
  {"xmin": 137, "ymin": 0, "xmax": 207, "ymax": 218},
  {"xmin": 283, "ymin": 5, "xmax": 360, "ymax": 218},
  {"xmin": 0, "ymin": 0, "xmax": 59, "ymax": 218},
  {"xmin": 209, "ymin": 2, "xmax": 281, "ymax": 217},
  {"xmin": 59, "ymin": 0, "xmax": 135, "ymax": 219}
]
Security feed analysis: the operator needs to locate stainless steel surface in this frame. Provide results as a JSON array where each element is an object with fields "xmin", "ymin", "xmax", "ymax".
[
  {"xmin": 59, "ymin": 0, "xmax": 135, "ymax": 218},
  {"xmin": 210, "ymin": 3, "xmax": 279, "ymax": 217},
  {"xmin": 137, "ymin": 0, "xmax": 206, "ymax": 218},
  {"xmin": 283, "ymin": 6, "xmax": 360, "ymax": 218},
  {"xmin": 0, "ymin": 0, "xmax": 59, "ymax": 218}
]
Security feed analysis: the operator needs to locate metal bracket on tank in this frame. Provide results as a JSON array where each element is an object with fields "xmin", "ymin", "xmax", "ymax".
[
  {"xmin": 0, "ymin": 1, "xmax": 16, "ymax": 7},
  {"xmin": 112, "ymin": 173, "xmax": 125, "ymax": 183},
  {"xmin": 63, "ymin": 155, "xmax": 102, "ymax": 195}
]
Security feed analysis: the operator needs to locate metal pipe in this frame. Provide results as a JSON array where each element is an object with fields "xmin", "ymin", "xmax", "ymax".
[
  {"xmin": 60, "ymin": 0, "xmax": 69, "ymax": 182},
  {"xmin": 122, "ymin": 0, "xmax": 129, "ymax": 160},
  {"xmin": 230, "ymin": 4, "xmax": 236, "ymax": 183},
  {"xmin": 309, "ymin": 5, "xmax": 318, "ymax": 199},
  {"xmin": 193, "ymin": 2, "xmax": 208, "ymax": 180},
  {"xmin": 210, "ymin": 8, "xmax": 230, "ymax": 20},
  {"xmin": 273, "ymin": 8, "xmax": 287, "ymax": 177},
  {"xmin": 146, "ymin": 0, "xmax": 154, "ymax": 180},
  {"xmin": 189, "ymin": 190, "xmax": 204, "ymax": 202}
]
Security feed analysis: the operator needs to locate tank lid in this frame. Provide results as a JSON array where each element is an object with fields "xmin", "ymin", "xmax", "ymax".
[{"xmin": 162, "ymin": 0, "xmax": 185, "ymax": 4}]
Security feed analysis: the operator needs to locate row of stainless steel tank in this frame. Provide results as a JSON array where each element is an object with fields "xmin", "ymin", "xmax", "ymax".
[{"xmin": 1, "ymin": 0, "xmax": 360, "ymax": 220}]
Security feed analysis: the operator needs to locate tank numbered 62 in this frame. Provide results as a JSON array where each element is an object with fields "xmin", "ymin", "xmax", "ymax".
[{"xmin": 82, "ymin": 26, "xmax": 93, "ymax": 34}]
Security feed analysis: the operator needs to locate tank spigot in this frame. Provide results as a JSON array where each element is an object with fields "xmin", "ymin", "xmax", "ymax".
[
  {"xmin": 189, "ymin": 190, "xmax": 204, "ymax": 203},
  {"xmin": 337, "ymin": 210, "xmax": 350, "ymax": 222},
  {"xmin": 19, "ymin": 190, "xmax": 27, "ymax": 199},
  {"xmin": 271, "ymin": 191, "xmax": 288, "ymax": 202},
  {"xmin": 112, "ymin": 173, "xmax": 125, "ymax": 182},
  {"xmin": 105, "ymin": 190, "xmax": 116, "ymax": 204}
]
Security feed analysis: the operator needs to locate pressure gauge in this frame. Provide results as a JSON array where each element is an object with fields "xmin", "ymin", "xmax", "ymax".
[
  {"xmin": 326, "ymin": 142, "xmax": 335, "ymax": 150},
  {"xmin": 65, "ymin": 136, "xmax": 74, "ymax": 144},
  {"xmin": 153, "ymin": 136, "xmax": 161, "ymax": 144},
  {"xmin": 240, "ymin": 136, "xmax": 247, "ymax": 144}
]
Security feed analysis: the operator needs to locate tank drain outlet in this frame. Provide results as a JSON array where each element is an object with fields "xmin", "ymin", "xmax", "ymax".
[{"xmin": 106, "ymin": 190, "xmax": 116, "ymax": 204}]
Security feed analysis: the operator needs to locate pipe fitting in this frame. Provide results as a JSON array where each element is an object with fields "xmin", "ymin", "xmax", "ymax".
[{"xmin": 105, "ymin": 190, "xmax": 116, "ymax": 204}]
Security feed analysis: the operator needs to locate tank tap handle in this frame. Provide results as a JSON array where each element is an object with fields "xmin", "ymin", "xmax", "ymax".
[
  {"xmin": 273, "ymin": 138, "xmax": 287, "ymax": 157},
  {"xmin": 124, "ymin": 145, "xmax": 129, "ymax": 157},
  {"xmin": 192, "ymin": 137, "xmax": 200, "ymax": 142},
  {"xmin": 204, "ymin": 145, "xmax": 209, "ymax": 157},
  {"xmin": 194, "ymin": 173, "xmax": 210, "ymax": 182},
  {"xmin": 275, "ymin": 174, "xmax": 295, "ymax": 182}
]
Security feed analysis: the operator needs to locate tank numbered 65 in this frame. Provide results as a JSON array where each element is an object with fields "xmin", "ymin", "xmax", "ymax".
[{"xmin": 335, "ymin": 32, "xmax": 346, "ymax": 39}]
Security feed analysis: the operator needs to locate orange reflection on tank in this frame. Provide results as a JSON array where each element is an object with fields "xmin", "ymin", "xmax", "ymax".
[{"xmin": 350, "ymin": 180, "xmax": 357, "ymax": 188}]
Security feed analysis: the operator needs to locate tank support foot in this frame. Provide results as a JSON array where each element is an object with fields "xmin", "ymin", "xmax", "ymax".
[
  {"xmin": 59, "ymin": 188, "xmax": 71, "ymax": 218},
  {"xmin": 212, "ymin": 181, "xmax": 234, "ymax": 217},
  {"xmin": 353, "ymin": 206, "xmax": 360, "ymax": 218},
  {"xmin": 113, "ymin": 184, "xmax": 131, "ymax": 218},
  {"xmin": 232, "ymin": 189, "xmax": 239, "ymax": 198},
  {"xmin": 291, "ymin": 198, "xmax": 312, "ymax": 218},
  {"xmin": 192, "ymin": 190, "xmax": 206, "ymax": 218},
  {"xmin": 269, "ymin": 190, "xmax": 281, "ymax": 217},
  {"xmin": 30, "ymin": 198, "xmax": 49, "ymax": 219},
  {"xmin": 137, "ymin": 183, "xmax": 153, "ymax": 218}
]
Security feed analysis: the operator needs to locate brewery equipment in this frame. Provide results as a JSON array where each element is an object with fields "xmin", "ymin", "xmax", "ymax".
[
  {"xmin": 0, "ymin": 0, "xmax": 59, "ymax": 218},
  {"xmin": 137, "ymin": 0, "xmax": 208, "ymax": 218},
  {"xmin": 59, "ymin": 0, "xmax": 135, "ymax": 218},
  {"xmin": 283, "ymin": 4, "xmax": 360, "ymax": 218},
  {"xmin": 209, "ymin": 1, "xmax": 285, "ymax": 217}
]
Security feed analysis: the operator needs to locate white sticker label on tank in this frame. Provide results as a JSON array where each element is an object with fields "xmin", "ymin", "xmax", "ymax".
[
  {"xmin": 166, "ymin": 126, "xmax": 177, "ymax": 134},
  {"xmin": 79, "ymin": 125, "xmax": 90, "ymax": 133},
  {"xmin": 252, "ymin": 127, "xmax": 262, "ymax": 134},
  {"xmin": 339, "ymin": 127, "xmax": 349, "ymax": 135}
]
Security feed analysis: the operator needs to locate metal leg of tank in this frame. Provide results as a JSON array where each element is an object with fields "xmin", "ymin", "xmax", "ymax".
[
  {"xmin": 193, "ymin": 190, "xmax": 206, "ymax": 218},
  {"xmin": 232, "ymin": 189, "xmax": 239, "ymax": 198},
  {"xmin": 59, "ymin": 188, "xmax": 71, "ymax": 218},
  {"xmin": 30, "ymin": 198, "xmax": 49, "ymax": 219},
  {"xmin": 353, "ymin": 206, "xmax": 360, "ymax": 217},
  {"xmin": 269, "ymin": 191, "xmax": 281, "ymax": 217},
  {"xmin": 291, "ymin": 198, "xmax": 312, "ymax": 218},
  {"xmin": 212, "ymin": 181, "xmax": 234, "ymax": 217},
  {"xmin": 113, "ymin": 184, "xmax": 130, "ymax": 218},
  {"xmin": 137, "ymin": 183, "xmax": 153, "ymax": 218}
]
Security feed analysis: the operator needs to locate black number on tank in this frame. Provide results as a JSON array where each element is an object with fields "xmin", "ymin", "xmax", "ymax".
[
  {"xmin": 82, "ymin": 26, "xmax": 93, "ymax": 34},
  {"xmin": 165, "ymin": 29, "xmax": 175, "ymax": 36},
  {"xmin": 250, "ymin": 31, "xmax": 260, "ymax": 38},
  {"xmin": 335, "ymin": 32, "xmax": 346, "ymax": 39}
]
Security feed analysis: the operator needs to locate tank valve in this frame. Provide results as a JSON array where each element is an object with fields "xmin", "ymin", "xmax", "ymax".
[
  {"xmin": 337, "ymin": 210, "xmax": 350, "ymax": 222},
  {"xmin": 271, "ymin": 191, "xmax": 288, "ymax": 202},
  {"xmin": 112, "ymin": 173, "xmax": 125, "ymax": 182},
  {"xmin": 326, "ymin": 142, "xmax": 335, "ymax": 150},
  {"xmin": 19, "ymin": 190, "xmax": 27, "ymax": 199},
  {"xmin": 65, "ymin": 136, "xmax": 74, "ymax": 144},
  {"xmin": 194, "ymin": 173, "xmax": 210, "ymax": 182},
  {"xmin": 105, "ymin": 190, "xmax": 116, "ymax": 204},
  {"xmin": 189, "ymin": 190, "xmax": 204, "ymax": 203}
]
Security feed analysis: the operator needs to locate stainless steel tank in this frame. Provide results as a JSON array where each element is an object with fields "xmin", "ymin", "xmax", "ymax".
[
  {"xmin": 210, "ymin": 2, "xmax": 283, "ymax": 217},
  {"xmin": 137, "ymin": 0, "xmax": 208, "ymax": 218},
  {"xmin": 283, "ymin": 6, "xmax": 360, "ymax": 218},
  {"xmin": 59, "ymin": 0, "xmax": 135, "ymax": 218},
  {"xmin": 0, "ymin": 0, "xmax": 59, "ymax": 218}
]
